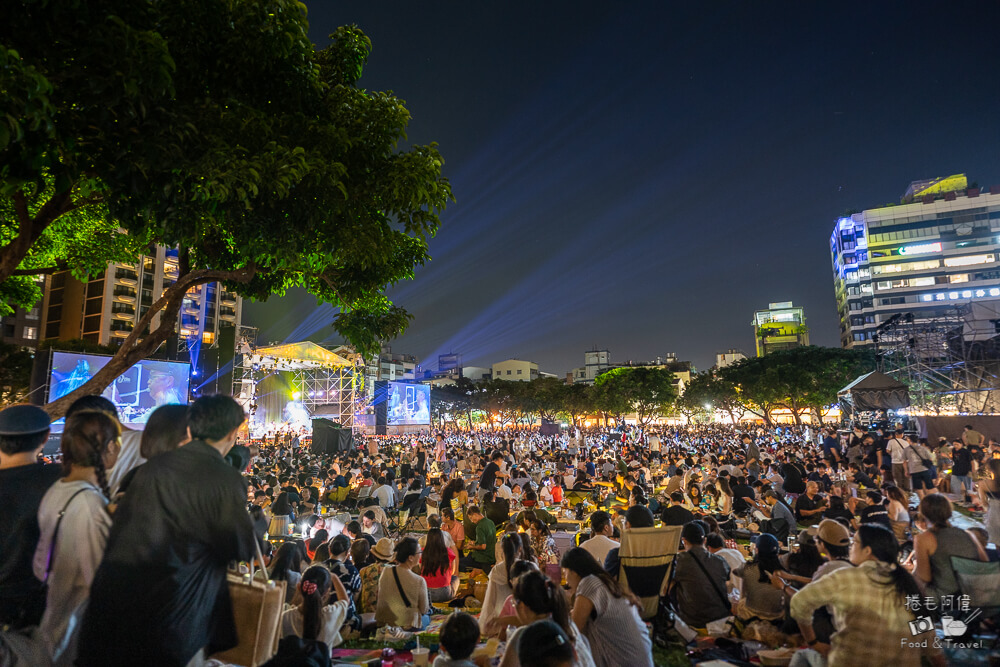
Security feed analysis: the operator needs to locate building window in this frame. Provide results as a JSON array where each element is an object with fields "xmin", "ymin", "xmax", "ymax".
[
  {"xmin": 507, "ymin": 370, "xmax": 512, "ymax": 375},
  {"xmin": 23, "ymin": 326, "xmax": 37, "ymax": 340},
  {"xmin": 517, "ymin": 369, "xmax": 522, "ymax": 375}
]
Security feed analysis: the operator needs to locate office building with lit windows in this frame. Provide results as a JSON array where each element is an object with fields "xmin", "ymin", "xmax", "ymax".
[
  {"xmin": 752, "ymin": 302, "xmax": 809, "ymax": 356},
  {"xmin": 830, "ymin": 174, "xmax": 1000, "ymax": 348},
  {"xmin": 40, "ymin": 246, "xmax": 241, "ymax": 349}
]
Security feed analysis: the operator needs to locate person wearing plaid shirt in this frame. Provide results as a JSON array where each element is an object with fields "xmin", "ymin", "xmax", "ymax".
[{"xmin": 789, "ymin": 524, "xmax": 945, "ymax": 667}]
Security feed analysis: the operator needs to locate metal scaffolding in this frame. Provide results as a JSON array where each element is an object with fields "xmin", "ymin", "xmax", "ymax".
[
  {"xmin": 232, "ymin": 334, "xmax": 366, "ymax": 431},
  {"xmin": 874, "ymin": 302, "xmax": 1000, "ymax": 414}
]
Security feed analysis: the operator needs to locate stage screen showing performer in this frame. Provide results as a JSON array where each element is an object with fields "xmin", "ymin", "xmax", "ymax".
[
  {"xmin": 49, "ymin": 352, "xmax": 191, "ymax": 427},
  {"xmin": 387, "ymin": 381, "xmax": 430, "ymax": 425}
]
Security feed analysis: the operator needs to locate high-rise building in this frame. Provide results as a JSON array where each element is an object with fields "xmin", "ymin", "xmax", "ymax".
[
  {"xmin": 830, "ymin": 175, "xmax": 1000, "ymax": 348},
  {"xmin": 39, "ymin": 246, "xmax": 241, "ymax": 348},
  {"xmin": 752, "ymin": 302, "xmax": 809, "ymax": 356}
]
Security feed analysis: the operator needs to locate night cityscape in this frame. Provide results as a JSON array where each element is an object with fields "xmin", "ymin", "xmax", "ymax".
[{"xmin": 2, "ymin": 2, "xmax": 1000, "ymax": 666}]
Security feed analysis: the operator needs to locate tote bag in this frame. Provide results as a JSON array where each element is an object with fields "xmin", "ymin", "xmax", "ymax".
[{"xmin": 213, "ymin": 540, "xmax": 287, "ymax": 667}]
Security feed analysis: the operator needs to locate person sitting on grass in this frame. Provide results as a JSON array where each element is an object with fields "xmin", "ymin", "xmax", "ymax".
[
  {"xmin": 433, "ymin": 611, "xmax": 483, "ymax": 667},
  {"xmin": 460, "ymin": 506, "xmax": 496, "ymax": 573}
]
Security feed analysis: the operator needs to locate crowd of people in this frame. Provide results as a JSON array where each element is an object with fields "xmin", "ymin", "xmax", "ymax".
[{"xmin": 2, "ymin": 396, "xmax": 999, "ymax": 667}]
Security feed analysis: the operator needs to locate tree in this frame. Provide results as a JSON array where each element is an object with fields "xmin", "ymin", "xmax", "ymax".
[
  {"xmin": 431, "ymin": 377, "xmax": 475, "ymax": 429},
  {"xmin": 527, "ymin": 376, "xmax": 567, "ymax": 423},
  {"xmin": 718, "ymin": 347, "xmax": 875, "ymax": 426},
  {"xmin": 718, "ymin": 357, "xmax": 783, "ymax": 427},
  {"xmin": 680, "ymin": 371, "xmax": 745, "ymax": 424},
  {"xmin": 563, "ymin": 383, "xmax": 596, "ymax": 426},
  {"xmin": 0, "ymin": 342, "xmax": 32, "ymax": 406},
  {"xmin": 3, "ymin": 4, "xmax": 452, "ymax": 417},
  {"xmin": 594, "ymin": 367, "xmax": 679, "ymax": 428}
]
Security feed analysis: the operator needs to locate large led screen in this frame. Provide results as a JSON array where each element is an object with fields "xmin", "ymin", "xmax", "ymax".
[
  {"xmin": 387, "ymin": 381, "xmax": 430, "ymax": 425},
  {"xmin": 49, "ymin": 351, "xmax": 190, "ymax": 427}
]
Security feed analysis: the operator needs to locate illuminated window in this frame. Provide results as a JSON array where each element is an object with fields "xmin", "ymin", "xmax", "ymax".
[
  {"xmin": 949, "ymin": 274, "xmax": 969, "ymax": 284},
  {"xmin": 23, "ymin": 326, "xmax": 37, "ymax": 340},
  {"xmin": 202, "ymin": 332, "xmax": 215, "ymax": 344},
  {"xmin": 944, "ymin": 254, "xmax": 994, "ymax": 268}
]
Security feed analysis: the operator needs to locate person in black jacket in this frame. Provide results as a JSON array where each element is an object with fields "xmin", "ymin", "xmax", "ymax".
[
  {"xmin": 660, "ymin": 491, "xmax": 695, "ymax": 526},
  {"xmin": 78, "ymin": 395, "xmax": 257, "ymax": 667}
]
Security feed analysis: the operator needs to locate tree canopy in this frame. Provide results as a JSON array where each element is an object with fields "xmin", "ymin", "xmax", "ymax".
[{"xmin": 2, "ymin": 1, "xmax": 452, "ymax": 416}]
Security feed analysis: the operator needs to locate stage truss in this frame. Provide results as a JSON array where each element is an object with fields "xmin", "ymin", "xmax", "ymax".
[
  {"xmin": 233, "ymin": 334, "xmax": 367, "ymax": 431},
  {"xmin": 874, "ymin": 302, "xmax": 1000, "ymax": 414}
]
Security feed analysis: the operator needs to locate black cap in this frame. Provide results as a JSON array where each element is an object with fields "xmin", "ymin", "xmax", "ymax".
[{"xmin": 0, "ymin": 404, "xmax": 51, "ymax": 436}]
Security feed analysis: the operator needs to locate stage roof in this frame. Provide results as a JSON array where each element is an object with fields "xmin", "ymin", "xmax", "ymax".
[{"xmin": 252, "ymin": 341, "xmax": 354, "ymax": 369}]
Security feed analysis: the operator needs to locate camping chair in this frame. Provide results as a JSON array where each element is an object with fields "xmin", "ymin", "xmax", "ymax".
[
  {"xmin": 951, "ymin": 556, "xmax": 1000, "ymax": 623},
  {"xmin": 326, "ymin": 485, "xmax": 351, "ymax": 509},
  {"xmin": 617, "ymin": 525, "xmax": 683, "ymax": 621}
]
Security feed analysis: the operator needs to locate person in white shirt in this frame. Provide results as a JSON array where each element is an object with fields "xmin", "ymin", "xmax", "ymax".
[
  {"xmin": 496, "ymin": 482, "xmax": 513, "ymax": 501},
  {"xmin": 372, "ymin": 476, "xmax": 395, "ymax": 508},
  {"xmin": 886, "ymin": 428, "xmax": 911, "ymax": 493},
  {"xmin": 580, "ymin": 511, "xmax": 619, "ymax": 567},
  {"xmin": 18, "ymin": 411, "xmax": 120, "ymax": 667}
]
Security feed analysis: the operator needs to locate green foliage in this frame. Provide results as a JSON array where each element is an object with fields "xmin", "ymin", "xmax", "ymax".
[
  {"xmin": 0, "ymin": 341, "xmax": 33, "ymax": 406},
  {"xmin": 715, "ymin": 346, "xmax": 875, "ymax": 425},
  {"xmin": 594, "ymin": 366, "xmax": 679, "ymax": 427},
  {"xmin": 2, "ymin": 2, "xmax": 452, "ymax": 413}
]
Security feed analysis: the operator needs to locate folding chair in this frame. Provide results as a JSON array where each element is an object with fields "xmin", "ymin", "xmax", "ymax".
[{"xmin": 617, "ymin": 525, "xmax": 683, "ymax": 621}]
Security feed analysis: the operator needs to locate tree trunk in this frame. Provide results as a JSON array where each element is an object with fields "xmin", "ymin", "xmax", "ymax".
[
  {"xmin": 0, "ymin": 191, "xmax": 73, "ymax": 285},
  {"xmin": 43, "ymin": 264, "xmax": 255, "ymax": 419}
]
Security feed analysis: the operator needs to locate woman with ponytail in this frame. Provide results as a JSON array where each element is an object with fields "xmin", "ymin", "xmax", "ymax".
[
  {"xmin": 498, "ymin": 570, "xmax": 596, "ymax": 667},
  {"xmin": 281, "ymin": 564, "xmax": 352, "ymax": 648},
  {"xmin": 560, "ymin": 547, "xmax": 652, "ymax": 667},
  {"xmin": 30, "ymin": 410, "xmax": 120, "ymax": 666},
  {"xmin": 790, "ymin": 524, "xmax": 946, "ymax": 667},
  {"xmin": 480, "ymin": 533, "xmax": 533, "ymax": 637}
]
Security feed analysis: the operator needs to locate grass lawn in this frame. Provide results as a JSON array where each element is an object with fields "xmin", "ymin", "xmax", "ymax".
[{"xmin": 341, "ymin": 635, "xmax": 692, "ymax": 666}]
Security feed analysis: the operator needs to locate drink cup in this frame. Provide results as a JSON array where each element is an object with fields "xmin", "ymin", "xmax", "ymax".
[{"xmin": 412, "ymin": 647, "xmax": 429, "ymax": 666}]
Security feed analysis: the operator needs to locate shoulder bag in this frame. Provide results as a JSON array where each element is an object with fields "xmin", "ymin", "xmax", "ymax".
[
  {"xmin": 43, "ymin": 486, "xmax": 100, "ymax": 580},
  {"xmin": 391, "ymin": 566, "xmax": 421, "ymax": 629},
  {"xmin": 689, "ymin": 550, "xmax": 730, "ymax": 612}
]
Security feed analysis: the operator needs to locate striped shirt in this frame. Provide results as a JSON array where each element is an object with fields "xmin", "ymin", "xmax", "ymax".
[{"xmin": 575, "ymin": 575, "xmax": 652, "ymax": 667}]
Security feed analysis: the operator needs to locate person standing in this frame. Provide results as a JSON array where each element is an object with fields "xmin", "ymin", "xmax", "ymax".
[
  {"xmin": 950, "ymin": 439, "xmax": 975, "ymax": 504},
  {"xmin": 962, "ymin": 424, "xmax": 984, "ymax": 449},
  {"xmin": 742, "ymin": 433, "xmax": 761, "ymax": 480},
  {"xmin": 77, "ymin": 395, "xmax": 256, "ymax": 667},
  {"xmin": 0, "ymin": 405, "xmax": 61, "ymax": 630},
  {"xmin": 30, "ymin": 412, "xmax": 119, "ymax": 667},
  {"xmin": 886, "ymin": 429, "xmax": 910, "ymax": 492},
  {"xmin": 821, "ymin": 428, "xmax": 841, "ymax": 472}
]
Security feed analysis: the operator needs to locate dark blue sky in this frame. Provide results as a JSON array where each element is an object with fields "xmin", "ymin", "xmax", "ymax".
[{"xmin": 243, "ymin": 2, "xmax": 1000, "ymax": 374}]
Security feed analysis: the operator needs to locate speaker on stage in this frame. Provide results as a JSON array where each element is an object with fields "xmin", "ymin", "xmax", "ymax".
[
  {"xmin": 374, "ymin": 380, "xmax": 388, "ymax": 436},
  {"xmin": 311, "ymin": 419, "xmax": 355, "ymax": 453}
]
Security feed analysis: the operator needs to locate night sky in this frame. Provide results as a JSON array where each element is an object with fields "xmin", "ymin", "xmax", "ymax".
[{"xmin": 242, "ymin": 2, "xmax": 1000, "ymax": 375}]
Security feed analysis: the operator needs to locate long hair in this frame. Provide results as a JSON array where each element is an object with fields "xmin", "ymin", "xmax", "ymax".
[
  {"xmin": 268, "ymin": 542, "xmax": 303, "ymax": 582},
  {"xmin": 61, "ymin": 411, "xmax": 119, "ymax": 499},
  {"xmin": 139, "ymin": 404, "xmax": 189, "ymax": 459},
  {"xmin": 272, "ymin": 491, "xmax": 291, "ymax": 515},
  {"xmin": 441, "ymin": 478, "xmax": 465, "ymax": 506},
  {"xmin": 299, "ymin": 565, "xmax": 332, "ymax": 641},
  {"xmin": 500, "ymin": 532, "xmax": 524, "ymax": 585},
  {"xmin": 421, "ymin": 528, "xmax": 451, "ymax": 578},
  {"xmin": 513, "ymin": 570, "xmax": 573, "ymax": 644},
  {"xmin": 560, "ymin": 547, "xmax": 624, "ymax": 598},
  {"xmin": 856, "ymin": 524, "xmax": 920, "ymax": 601}
]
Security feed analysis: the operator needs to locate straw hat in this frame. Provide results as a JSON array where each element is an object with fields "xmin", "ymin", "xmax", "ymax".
[{"xmin": 371, "ymin": 537, "xmax": 394, "ymax": 562}]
